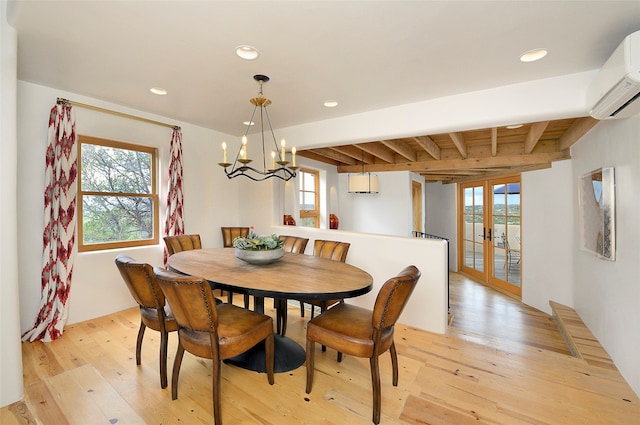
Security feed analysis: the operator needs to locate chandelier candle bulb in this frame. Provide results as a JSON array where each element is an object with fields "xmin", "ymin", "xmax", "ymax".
[
  {"xmin": 280, "ymin": 139, "xmax": 286, "ymax": 161},
  {"xmin": 292, "ymin": 147, "xmax": 296, "ymax": 167},
  {"xmin": 241, "ymin": 136, "xmax": 248, "ymax": 160},
  {"xmin": 222, "ymin": 142, "xmax": 227, "ymax": 163},
  {"xmin": 271, "ymin": 151, "xmax": 276, "ymax": 169}
]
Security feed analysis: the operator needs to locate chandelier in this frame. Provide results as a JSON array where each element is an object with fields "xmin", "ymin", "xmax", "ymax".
[{"xmin": 218, "ymin": 74, "xmax": 298, "ymax": 181}]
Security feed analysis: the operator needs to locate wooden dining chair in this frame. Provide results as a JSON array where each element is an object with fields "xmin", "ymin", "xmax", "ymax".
[
  {"xmin": 114, "ymin": 254, "xmax": 177, "ymax": 389},
  {"xmin": 305, "ymin": 265, "xmax": 421, "ymax": 424},
  {"xmin": 302, "ymin": 239, "xmax": 351, "ymax": 319},
  {"xmin": 221, "ymin": 226, "xmax": 251, "ymax": 307},
  {"xmin": 274, "ymin": 235, "xmax": 310, "ymax": 335},
  {"xmin": 154, "ymin": 268, "xmax": 275, "ymax": 425}
]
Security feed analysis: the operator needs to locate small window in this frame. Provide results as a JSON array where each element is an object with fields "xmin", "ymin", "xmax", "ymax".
[
  {"xmin": 298, "ymin": 168, "xmax": 320, "ymax": 228},
  {"xmin": 78, "ymin": 136, "xmax": 159, "ymax": 251}
]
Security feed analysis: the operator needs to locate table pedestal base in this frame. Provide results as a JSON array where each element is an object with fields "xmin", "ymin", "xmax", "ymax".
[{"xmin": 225, "ymin": 335, "xmax": 305, "ymax": 373}]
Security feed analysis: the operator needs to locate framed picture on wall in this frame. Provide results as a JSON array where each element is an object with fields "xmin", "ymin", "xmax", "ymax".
[{"xmin": 578, "ymin": 167, "xmax": 615, "ymax": 261}]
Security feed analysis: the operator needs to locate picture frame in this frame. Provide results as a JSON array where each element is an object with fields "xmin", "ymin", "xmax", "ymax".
[{"xmin": 578, "ymin": 167, "xmax": 615, "ymax": 261}]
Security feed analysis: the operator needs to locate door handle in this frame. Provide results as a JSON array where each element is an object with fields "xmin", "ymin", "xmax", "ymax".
[
  {"xmin": 487, "ymin": 228, "xmax": 493, "ymax": 242},
  {"xmin": 479, "ymin": 227, "xmax": 486, "ymax": 240}
]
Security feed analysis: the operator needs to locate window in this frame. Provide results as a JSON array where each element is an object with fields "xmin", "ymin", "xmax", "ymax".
[
  {"xmin": 78, "ymin": 136, "xmax": 159, "ymax": 251},
  {"xmin": 298, "ymin": 168, "xmax": 320, "ymax": 228}
]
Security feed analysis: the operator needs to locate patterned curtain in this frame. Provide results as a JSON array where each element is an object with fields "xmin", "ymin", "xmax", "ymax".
[
  {"xmin": 163, "ymin": 128, "xmax": 185, "ymax": 266},
  {"xmin": 22, "ymin": 104, "xmax": 77, "ymax": 342}
]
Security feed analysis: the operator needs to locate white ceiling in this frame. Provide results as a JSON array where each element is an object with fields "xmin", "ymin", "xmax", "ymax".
[{"xmin": 7, "ymin": 1, "xmax": 640, "ymax": 137}]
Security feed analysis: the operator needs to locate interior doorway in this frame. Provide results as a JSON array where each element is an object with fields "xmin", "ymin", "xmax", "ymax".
[
  {"xmin": 412, "ymin": 180, "xmax": 423, "ymax": 234},
  {"xmin": 458, "ymin": 177, "xmax": 521, "ymax": 297}
]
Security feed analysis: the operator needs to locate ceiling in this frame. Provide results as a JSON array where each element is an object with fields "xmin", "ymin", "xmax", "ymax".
[{"xmin": 7, "ymin": 1, "xmax": 640, "ymax": 182}]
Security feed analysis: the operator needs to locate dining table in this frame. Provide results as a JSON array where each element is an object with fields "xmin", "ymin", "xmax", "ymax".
[{"xmin": 167, "ymin": 247, "xmax": 373, "ymax": 373}]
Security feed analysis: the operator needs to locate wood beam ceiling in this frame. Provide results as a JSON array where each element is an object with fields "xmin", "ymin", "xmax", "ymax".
[{"xmin": 296, "ymin": 117, "xmax": 599, "ymax": 183}]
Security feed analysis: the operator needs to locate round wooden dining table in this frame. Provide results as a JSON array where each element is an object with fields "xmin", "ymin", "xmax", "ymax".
[{"xmin": 167, "ymin": 248, "xmax": 373, "ymax": 372}]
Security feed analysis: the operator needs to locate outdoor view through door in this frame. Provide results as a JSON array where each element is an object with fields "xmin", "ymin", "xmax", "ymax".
[{"xmin": 459, "ymin": 178, "xmax": 521, "ymax": 297}]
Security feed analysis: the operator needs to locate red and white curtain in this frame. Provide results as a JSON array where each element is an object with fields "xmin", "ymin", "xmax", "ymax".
[
  {"xmin": 23, "ymin": 103, "xmax": 77, "ymax": 342},
  {"xmin": 163, "ymin": 128, "xmax": 185, "ymax": 266}
]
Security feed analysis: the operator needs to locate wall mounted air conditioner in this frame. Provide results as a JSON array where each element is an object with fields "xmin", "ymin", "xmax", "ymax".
[{"xmin": 588, "ymin": 30, "xmax": 640, "ymax": 120}]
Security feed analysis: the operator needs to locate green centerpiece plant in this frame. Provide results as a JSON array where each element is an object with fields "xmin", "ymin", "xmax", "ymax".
[
  {"xmin": 233, "ymin": 227, "xmax": 284, "ymax": 265},
  {"xmin": 232, "ymin": 227, "xmax": 284, "ymax": 250}
]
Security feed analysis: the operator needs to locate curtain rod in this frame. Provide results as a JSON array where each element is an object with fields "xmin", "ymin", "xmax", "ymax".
[{"xmin": 56, "ymin": 97, "xmax": 181, "ymax": 131}]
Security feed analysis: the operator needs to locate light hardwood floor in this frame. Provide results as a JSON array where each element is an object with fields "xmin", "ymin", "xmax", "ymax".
[{"xmin": 2, "ymin": 273, "xmax": 639, "ymax": 424}]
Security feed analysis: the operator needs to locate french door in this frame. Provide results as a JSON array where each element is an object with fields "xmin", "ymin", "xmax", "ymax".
[{"xmin": 459, "ymin": 177, "xmax": 521, "ymax": 297}]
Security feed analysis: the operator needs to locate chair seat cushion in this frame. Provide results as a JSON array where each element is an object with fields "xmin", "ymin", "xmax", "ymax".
[
  {"xmin": 179, "ymin": 304, "xmax": 273, "ymax": 360},
  {"xmin": 141, "ymin": 305, "xmax": 178, "ymax": 332},
  {"xmin": 307, "ymin": 303, "xmax": 393, "ymax": 358}
]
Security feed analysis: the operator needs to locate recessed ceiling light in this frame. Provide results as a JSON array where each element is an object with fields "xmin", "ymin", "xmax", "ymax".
[
  {"xmin": 236, "ymin": 45, "xmax": 260, "ymax": 60},
  {"xmin": 520, "ymin": 48, "xmax": 548, "ymax": 62},
  {"xmin": 323, "ymin": 100, "xmax": 338, "ymax": 108},
  {"xmin": 243, "ymin": 121, "xmax": 255, "ymax": 126},
  {"xmin": 150, "ymin": 87, "xmax": 167, "ymax": 95},
  {"xmin": 506, "ymin": 124, "xmax": 523, "ymax": 129}
]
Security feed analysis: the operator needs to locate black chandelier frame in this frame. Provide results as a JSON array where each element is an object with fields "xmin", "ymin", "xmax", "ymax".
[{"xmin": 219, "ymin": 75, "xmax": 298, "ymax": 182}]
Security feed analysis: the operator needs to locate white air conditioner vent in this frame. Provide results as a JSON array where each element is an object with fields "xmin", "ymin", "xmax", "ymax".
[{"xmin": 588, "ymin": 30, "xmax": 640, "ymax": 120}]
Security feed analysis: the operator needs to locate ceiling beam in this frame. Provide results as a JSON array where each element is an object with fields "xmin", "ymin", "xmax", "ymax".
[
  {"xmin": 381, "ymin": 139, "xmax": 417, "ymax": 161},
  {"xmin": 452, "ymin": 163, "xmax": 554, "ymax": 184},
  {"xmin": 337, "ymin": 151, "xmax": 570, "ymax": 173},
  {"xmin": 558, "ymin": 117, "xmax": 600, "ymax": 150},
  {"xmin": 524, "ymin": 121, "xmax": 550, "ymax": 154},
  {"xmin": 421, "ymin": 169, "xmax": 487, "ymax": 176},
  {"xmin": 298, "ymin": 148, "xmax": 358, "ymax": 165},
  {"xmin": 448, "ymin": 132, "xmax": 468, "ymax": 158},
  {"xmin": 331, "ymin": 145, "xmax": 376, "ymax": 163},
  {"xmin": 355, "ymin": 143, "xmax": 395, "ymax": 163},
  {"xmin": 296, "ymin": 150, "xmax": 341, "ymax": 165},
  {"xmin": 412, "ymin": 136, "xmax": 441, "ymax": 160},
  {"xmin": 422, "ymin": 175, "xmax": 457, "ymax": 182}
]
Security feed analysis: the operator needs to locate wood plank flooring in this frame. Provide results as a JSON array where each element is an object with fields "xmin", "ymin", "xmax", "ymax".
[{"xmin": 2, "ymin": 273, "xmax": 639, "ymax": 424}]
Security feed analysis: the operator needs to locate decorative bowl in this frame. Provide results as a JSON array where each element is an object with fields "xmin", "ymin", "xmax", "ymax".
[{"xmin": 235, "ymin": 247, "xmax": 284, "ymax": 265}]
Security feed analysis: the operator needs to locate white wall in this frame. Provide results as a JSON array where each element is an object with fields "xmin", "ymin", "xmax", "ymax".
[
  {"xmin": 17, "ymin": 81, "xmax": 241, "ymax": 328},
  {"xmin": 1, "ymin": 9, "xmax": 24, "ymax": 407},
  {"xmin": 338, "ymin": 171, "xmax": 413, "ymax": 236},
  {"xmin": 570, "ymin": 114, "xmax": 640, "ymax": 397},
  {"xmin": 425, "ymin": 181, "xmax": 458, "ymax": 271},
  {"xmin": 522, "ymin": 160, "xmax": 575, "ymax": 312}
]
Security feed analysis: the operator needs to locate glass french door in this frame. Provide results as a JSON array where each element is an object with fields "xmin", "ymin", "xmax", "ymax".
[{"xmin": 459, "ymin": 177, "xmax": 521, "ymax": 297}]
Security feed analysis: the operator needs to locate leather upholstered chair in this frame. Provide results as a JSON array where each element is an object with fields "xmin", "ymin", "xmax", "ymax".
[
  {"xmin": 303, "ymin": 239, "xmax": 351, "ymax": 319},
  {"xmin": 274, "ymin": 235, "xmax": 310, "ymax": 335},
  {"xmin": 221, "ymin": 227, "xmax": 250, "ymax": 247},
  {"xmin": 221, "ymin": 227, "xmax": 251, "ymax": 307},
  {"xmin": 163, "ymin": 234, "xmax": 202, "ymax": 256},
  {"xmin": 305, "ymin": 265, "xmax": 421, "ymax": 424},
  {"xmin": 115, "ymin": 254, "xmax": 177, "ymax": 389},
  {"xmin": 279, "ymin": 235, "xmax": 309, "ymax": 254},
  {"xmin": 154, "ymin": 268, "xmax": 275, "ymax": 425}
]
